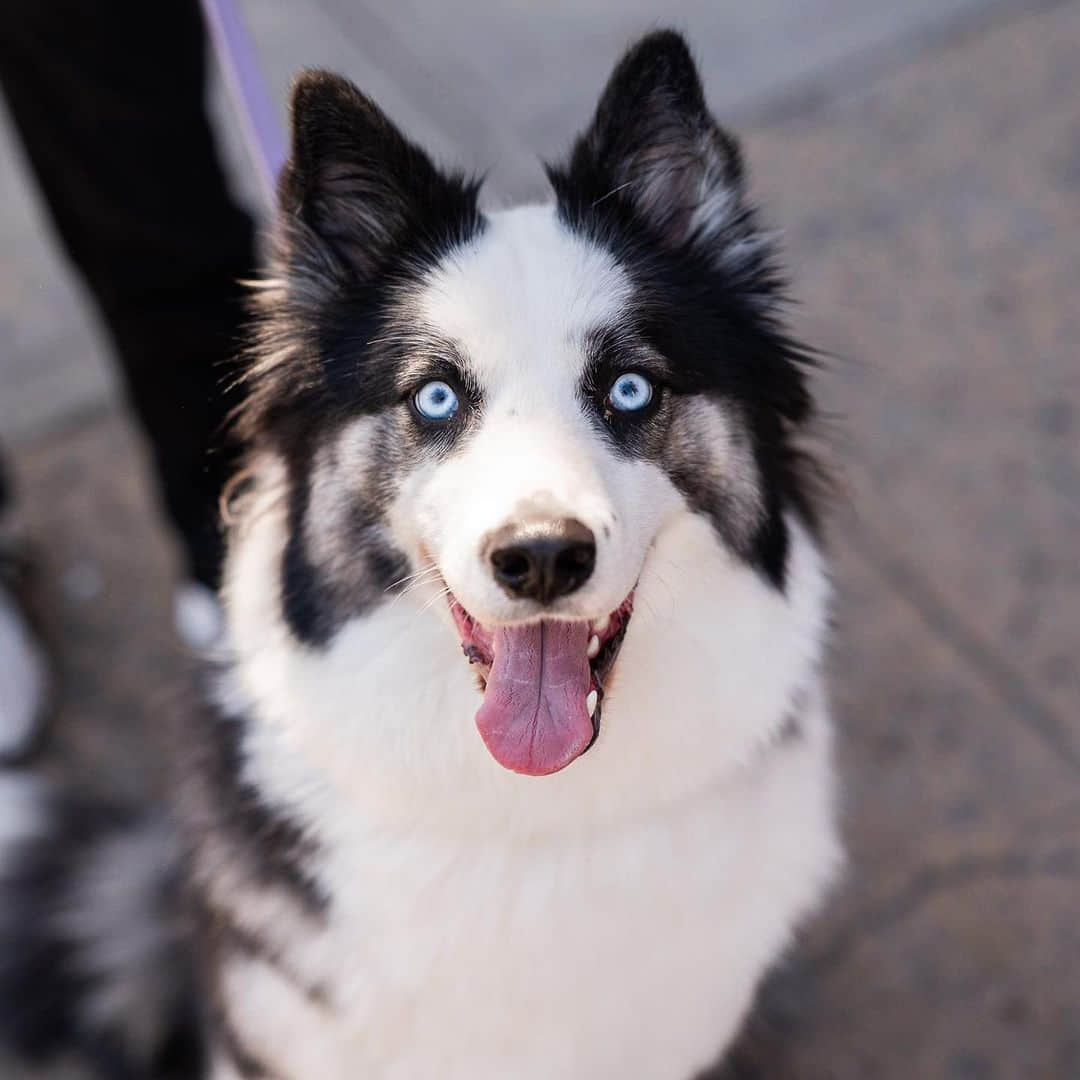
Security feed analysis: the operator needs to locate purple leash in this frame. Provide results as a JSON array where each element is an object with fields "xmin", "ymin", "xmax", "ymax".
[{"xmin": 199, "ymin": 0, "xmax": 287, "ymax": 205}]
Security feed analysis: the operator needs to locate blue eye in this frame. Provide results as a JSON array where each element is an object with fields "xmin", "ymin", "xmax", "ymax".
[
  {"xmin": 414, "ymin": 380, "xmax": 459, "ymax": 421},
  {"xmin": 608, "ymin": 372, "xmax": 653, "ymax": 412}
]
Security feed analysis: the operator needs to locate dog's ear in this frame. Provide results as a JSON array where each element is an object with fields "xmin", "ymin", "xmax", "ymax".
[
  {"xmin": 553, "ymin": 31, "xmax": 748, "ymax": 257},
  {"xmin": 280, "ymin": 71, "xmax": 478, "ymax": 278}
]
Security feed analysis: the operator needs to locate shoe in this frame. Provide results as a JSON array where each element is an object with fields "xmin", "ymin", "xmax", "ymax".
[{"xmin": 173, "ymin": 580, "xmax": 225, "ymax": 654}]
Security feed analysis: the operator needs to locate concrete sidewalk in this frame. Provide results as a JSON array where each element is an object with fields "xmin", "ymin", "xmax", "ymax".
[{"xmin": 2, "ymin": 1, "xmax": 1078, "ymax": 1076}]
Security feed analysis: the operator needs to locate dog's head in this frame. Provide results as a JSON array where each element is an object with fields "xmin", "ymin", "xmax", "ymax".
[{"xmin": 232, "ymin": 31, "xmax": 819, "ymax": 783}]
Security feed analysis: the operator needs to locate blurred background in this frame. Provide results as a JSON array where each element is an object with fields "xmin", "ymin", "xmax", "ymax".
[{"xmin": 1, "ymin": 0, "xmax": 1077, "ymax": 1076}]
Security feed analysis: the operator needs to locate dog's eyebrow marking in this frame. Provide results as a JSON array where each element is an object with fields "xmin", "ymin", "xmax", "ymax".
[
  {"xmin": 581, "ymin": 324, "xmax": 670, "ymax": 381},
  {"xmin": 391, "ymin": 331, "xmax": 473, "ymax": 390}
]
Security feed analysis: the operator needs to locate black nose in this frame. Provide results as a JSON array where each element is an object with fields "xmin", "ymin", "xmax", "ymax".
[{"xmin": 488, "ymin": 519, "xmax": 596, "ymax": 605}]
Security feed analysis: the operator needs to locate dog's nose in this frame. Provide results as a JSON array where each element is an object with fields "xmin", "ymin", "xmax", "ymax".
[{"xmin": 488, "ymin": 519, "xmax": 596, "ymax": 605}]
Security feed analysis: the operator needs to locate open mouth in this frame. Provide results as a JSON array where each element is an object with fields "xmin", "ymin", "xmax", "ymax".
[{"xmin": 448, "ymin": 594, "xmax": 634, "ymax": 776}]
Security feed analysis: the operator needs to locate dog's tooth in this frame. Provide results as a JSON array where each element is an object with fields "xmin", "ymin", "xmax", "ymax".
[
  {"xmin": 592, "ymin": 614, "xmax": 610, "ymax": 635},
  {"xmin": 586, "ymin": 690, "xmax": 598, "ymax": 718},
  {"xmin": 587, "ymin": 635, "xmax": 600, "ymax": 659}
]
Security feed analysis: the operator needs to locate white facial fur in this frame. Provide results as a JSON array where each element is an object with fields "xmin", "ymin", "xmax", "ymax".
[{"xmin": 390, "ymin": 204, "xmax": 682, "ymax": 624}]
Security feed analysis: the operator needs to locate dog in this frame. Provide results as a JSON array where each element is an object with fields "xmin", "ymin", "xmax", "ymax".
[{"xmin": 0, "ymin": 29, "xmax": 840, "ymax": 1079}]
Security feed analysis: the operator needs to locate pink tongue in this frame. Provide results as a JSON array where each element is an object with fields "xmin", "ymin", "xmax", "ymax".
[{"xmin": 475, "ymin": 621, "xmax": 594, "ymax": 776}]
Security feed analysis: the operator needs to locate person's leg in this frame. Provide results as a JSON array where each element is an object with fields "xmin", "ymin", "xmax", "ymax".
[{"xmin": 0, "ymin": 0, "xmax": 257, "ymax": 590}]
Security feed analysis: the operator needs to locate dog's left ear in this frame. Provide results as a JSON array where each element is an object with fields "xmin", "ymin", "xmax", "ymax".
[
  {"xmin": 279, "ymin": 70, "xmax": 480, "ymax": 278},
  {"xmin": 553, "ymin": 30, "xmax": 748, "ymax": 258}
]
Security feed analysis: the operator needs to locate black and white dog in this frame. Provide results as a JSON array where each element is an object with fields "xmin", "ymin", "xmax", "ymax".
[{"xmin": 0, "ymin": 31, "xmax": 840, "ymax": 1079}]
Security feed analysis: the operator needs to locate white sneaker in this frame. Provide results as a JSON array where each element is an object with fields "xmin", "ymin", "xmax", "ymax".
[
  {"xmin": 0, "ymin": 581, "xmax": 49, "ymax": 761},
  {"xmin": 173, "ymin": 581, "xmax": 225, "ymax": 654}
]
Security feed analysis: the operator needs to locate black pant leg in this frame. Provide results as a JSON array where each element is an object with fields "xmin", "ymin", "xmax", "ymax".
[{"xmin": 0, "ymin": 0, "xmax": 257, "ymax": 588}]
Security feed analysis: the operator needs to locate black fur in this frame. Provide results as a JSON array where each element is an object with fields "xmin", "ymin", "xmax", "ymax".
[
  {"xmin": 279, "ymin": 451, "xmax": 410, "ymax": 649},
  {"xmin": 549, "ymin": 30, "xmax": 822, "ymax": 589},
  {"xmin": 180, "ymin": 700, "xmax": 331, "ymax": 1075},
  {"xmin": 188, "ymin": 702, "xmax": 326, "ymax": 915},
  {"xmin": 240, "ymin": 69, "xmax": 485, "ymax": 459},
  {"xmin": 235, "ymin": 72, "xmax": 486, "ymax": 646}
]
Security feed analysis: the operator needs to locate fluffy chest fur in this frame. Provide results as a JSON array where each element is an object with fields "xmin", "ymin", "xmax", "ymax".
[
  {"xmin": 220, "ymin": 734, "xmax": 835, "ymax": 1080},
  {"xmin": 203, "ymin": 503, "xmax": 839, "ymax": 1080}
]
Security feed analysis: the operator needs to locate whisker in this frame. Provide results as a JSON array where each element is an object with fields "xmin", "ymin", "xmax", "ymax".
[
  {"xmin": 385, "ymin": 563, "xmax": 440, "ymax": 593},
  {"xmin": 415, "ymin": 585, "xmax": 453, "ymax": 620},
  {"xmin": 398, "ymin": 571, "xmax": 446, "ymax": 602},
  {"xmin": 384, "ymin": 569, "xmax": 446, "ymax": 617},
  {"xmin": 647, "ymin": 567, "xmax": 678, "ymax": 608}
]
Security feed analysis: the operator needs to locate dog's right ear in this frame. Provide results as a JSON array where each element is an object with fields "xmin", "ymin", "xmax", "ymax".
[
  {"xmin": 280, "ymin": 71, "xmax": 479, "ymax": 279},
  {"xmin": 551, "ymin": 32, "xmax": 750, "ymax": 263}
]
